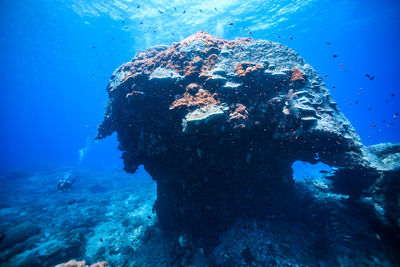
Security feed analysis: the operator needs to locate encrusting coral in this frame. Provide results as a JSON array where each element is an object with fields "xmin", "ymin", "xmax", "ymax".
[
  {"xmin": 170, "ymin": 84, "xmax": 219, "ymax": 110},
  {"xmin": 228, "ymin": 104, "xmax": 249, "ymax": 121},
  {"xmin": 55, "ymin": 260, "xmax": 108, "ymax": 267},
  {"xmin": 290, "ymin": 67, "xmax": 305, "ymax": 81},
  {"xmin": 234, "ymin": 62, "xmax": 264, "ymax": 77}
]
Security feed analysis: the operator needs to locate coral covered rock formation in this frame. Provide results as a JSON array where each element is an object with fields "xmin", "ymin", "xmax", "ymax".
[{"xmin": 97, "ymin": 32, "xmax": 399, "ymax": 241}]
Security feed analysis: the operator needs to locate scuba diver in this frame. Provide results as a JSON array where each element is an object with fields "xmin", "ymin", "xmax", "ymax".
[
  {"xmin": 57, "ymin": 170, "xmax": 78, "ymax": 192},
  {"xmin": 57, "ymin": 136, "xmax": 90, "ymax": 192}
]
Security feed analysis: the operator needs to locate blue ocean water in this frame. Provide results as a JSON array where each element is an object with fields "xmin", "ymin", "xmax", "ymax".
[
  {"xmin": 1, "ymin": 0, "xmax": 399, "ymax": 171},
  {"xmin": 0, "ymin": 0, "xmax": 399, "ymax": 266}
]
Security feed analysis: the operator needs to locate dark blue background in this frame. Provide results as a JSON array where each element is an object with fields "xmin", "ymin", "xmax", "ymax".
[{"xmin": 1, "ymin": 0, "xmax": 399, "ymax": 171}]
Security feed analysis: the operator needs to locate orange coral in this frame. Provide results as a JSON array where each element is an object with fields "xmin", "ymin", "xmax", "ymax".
[
  {"xmin": 234, "ymin": 63, "xmax": 263, "ymax": 77},
  {"xmin": 170, "ymin": 87, "xmax": 219, "ymax": 110},
  {"xmin": 126, "ymin": 90, "xmax": 143, "ymax": 98},
  {"xmin": 290, "ymin": 67, "xmax": 305, "ymax": 81},
  {"xmin": 58, "ymin": 260, "xmax": 86, "ymax": 267},
  {"xmin": 56, "ymin": 260, "xmax": 108, "ymax": 267},
  {"xmin": 146, "ymin": 32, "xmax": 224, "ymax": 78},
  {"xmin": 199, "ymin": 53, "xmax": 219, "ymax": 78},
  {"xmin": 229, "ymin": 104, "xmax": 249, "ymax": 121},
  {"xmin": 117, "ymin": 31, "xmax": 255, "ymax": 86}
]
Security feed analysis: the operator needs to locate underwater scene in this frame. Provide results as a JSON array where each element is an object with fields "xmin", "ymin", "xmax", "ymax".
[{"xmin": 1, "ymin": 0, "xmax": 400, "ymax": 266}]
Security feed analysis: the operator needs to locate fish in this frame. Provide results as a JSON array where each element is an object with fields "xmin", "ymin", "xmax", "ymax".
[
  {"xmin": 325, "ymin": 41, "xmax": 331, "ymax": 45},
  {"xmin": 148, "ymin": 216, "xmax": 152, "ymax": 219},
  {"xmin": 137, "ymin": 5, "xmax": 140, "ymax": 8},
  {"xmin": 199, "ymin": 9, "xmax": 203, "ymax": 12},
  {"xmin": 319, "ymin": 170, "xmax": 329, "ymax": 174},
  {"xmin": 248, "ymin": 31, "xmax": 252, "ymax": 34},
  {"xmin": 289, "ymin": 36, "xmax": 293, "ymax": 40},
  {"xmin": 323, "ymin": 74, "xmax": 328, "ymax": 77},
  {"xmin": 92, "ymin": 46, "xmax": 96, "ymax": 49},
  {"xmin": 368, "ymin": 107, "xmax": 373, "ymax": 111},
  {"xmin": 370, "ymin": 124, "xmax": 377, "ymax": 127},
  {"xmin": 140, "ymin": 22, "xmax": 143, "ymax": 24},
  {"xmin": 68, "ymin": 199, "xmax": 76, "ymax": 205},
  {"xmin": 333, "ymin": 54, "xmax": 338, "ymax": 58},
  {"xmin": 100, "ymin": 238, "xmax": 104, "ymax": 242},
  {"xmin": 392, "ymin": 94, "xmax": 396, "ymax": 97},
  {"xmin": 183, "ymin": 10, "xmax": 186, "ymax": 14},
  {"xmin": 366, "ymin": 74, "xmax": 375, "ymax": 80},
  {"xmin": 339, "ymin": 63, "xmax": 344, "ymax": 67},
  {"xmin": 228, "ymin": 22, "xmax": 233, "ymax": 25}
]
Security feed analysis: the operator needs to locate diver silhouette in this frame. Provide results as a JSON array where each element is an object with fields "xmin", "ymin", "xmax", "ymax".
[{"xmin": 57, "ymin": 170, "xmax": 78, "ymax": 192}]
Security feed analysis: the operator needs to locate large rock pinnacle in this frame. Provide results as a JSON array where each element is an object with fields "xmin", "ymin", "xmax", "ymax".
[{"xmin": 97, "ymin": 32, "xmax": 399, "ymax": 239}]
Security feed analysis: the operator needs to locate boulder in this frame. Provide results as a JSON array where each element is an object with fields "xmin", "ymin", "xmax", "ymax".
[{"xmin": 97, "ymin": 32, "xmax": 399, "ymax": 241}]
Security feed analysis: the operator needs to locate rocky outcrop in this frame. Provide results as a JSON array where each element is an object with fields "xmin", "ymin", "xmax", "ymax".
[
  {"xmin": 97, "ymin": 32, "xmax": 399, "ymax": 241},
  {"xmin": 360, "ymin": 143, "xmax": 400, "ymax": 246}
]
